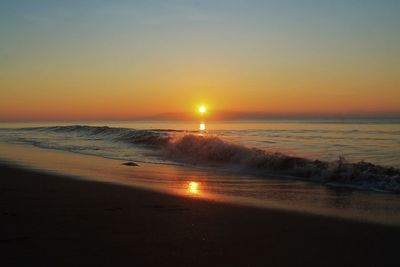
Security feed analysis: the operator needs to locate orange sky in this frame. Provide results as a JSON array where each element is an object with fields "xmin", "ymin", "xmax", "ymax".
[{"xmin": 1, "ymin": 1, "xmax": 399, "ymax": 120}]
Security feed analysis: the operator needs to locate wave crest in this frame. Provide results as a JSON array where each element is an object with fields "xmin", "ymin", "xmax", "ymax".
[
  {"xmin": 37, "ymin": 125, "xmax": 172, "ymax": 146},
  {"xmin": 24, "ymin": 125, "xmax": 400, "ymax": 193},
  {"xmin": 166, "ymin": 135, "xmax": 310, "ymax": 168},
  {"xmin": 166, "ymin": 134, "xmax": 400, "ymax": 192}
]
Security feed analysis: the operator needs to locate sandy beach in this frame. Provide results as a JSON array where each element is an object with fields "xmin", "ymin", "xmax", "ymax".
[{"xmin": 1, "ymin": 162, "xmax": 399, "ymax": 266}]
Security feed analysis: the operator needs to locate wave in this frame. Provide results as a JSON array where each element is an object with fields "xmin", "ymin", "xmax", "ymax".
[
  {"xmin": 33, "ymin": 125, "xmax": 173, "ymax": 146},
  {"xmin": 165, "ymin": 135, "xmax": 400, "ymax": 193},
  {"xmin": 18, "ymin": 125, "xmax": 400, "ymax": 193}
]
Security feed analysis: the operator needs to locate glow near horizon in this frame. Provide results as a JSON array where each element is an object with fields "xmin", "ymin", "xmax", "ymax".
[{"xmin": 0, "ymin": 0, "xmax": 399, "ymax": 120}]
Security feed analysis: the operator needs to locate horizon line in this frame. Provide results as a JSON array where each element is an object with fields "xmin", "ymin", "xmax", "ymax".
[{"xmin": 1, "ymin": 111, "xmax": 399, "ymax": 122}]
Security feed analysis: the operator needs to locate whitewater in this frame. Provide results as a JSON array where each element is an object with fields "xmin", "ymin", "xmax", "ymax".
[{"xmin": 0, "ymin": 120, "xmax": 399, "ymax": 193}]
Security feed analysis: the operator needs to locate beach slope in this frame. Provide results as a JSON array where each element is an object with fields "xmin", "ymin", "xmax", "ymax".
[{"xmin": 1, "ymin": 163, "xmax": 399, "ymax": 266}]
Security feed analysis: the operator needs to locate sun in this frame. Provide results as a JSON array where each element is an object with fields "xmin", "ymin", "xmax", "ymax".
[{"xmin": 199, "ymin": 106, "xmax": 206, "ymax": 114}]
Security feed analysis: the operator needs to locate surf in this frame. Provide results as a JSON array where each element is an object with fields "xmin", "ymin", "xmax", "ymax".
[{"xmin": 5, "ymin": 125, "xmax": 399, "ymax": 193}]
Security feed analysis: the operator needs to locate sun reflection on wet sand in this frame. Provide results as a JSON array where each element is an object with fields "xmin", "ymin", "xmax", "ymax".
[
  {"xmin": 2, "ymin": 143, "xmax": 400, "ymax": 225},
  {"xmin": 187, "ymin": 181, "xmax": 200, "ymax": 195}
]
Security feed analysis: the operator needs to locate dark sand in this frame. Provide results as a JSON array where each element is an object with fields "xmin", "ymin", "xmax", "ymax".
[{"xmin": 1, "ymin": 163, "xmax": 399, "ymax": 266}]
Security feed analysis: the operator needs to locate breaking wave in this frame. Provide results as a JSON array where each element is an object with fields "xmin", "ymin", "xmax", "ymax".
[
  {"xmin": 38, "ymin": 125, "xmax": 174, "ymax": 146},
  {"xmin": 18, "ymin": 125, "xmax": 400, "ymax": 193}
]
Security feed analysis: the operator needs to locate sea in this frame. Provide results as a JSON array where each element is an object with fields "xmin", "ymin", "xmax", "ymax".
[{"xmin": 0, "ymin": 119, "xmax": 399, "ymax": 225}]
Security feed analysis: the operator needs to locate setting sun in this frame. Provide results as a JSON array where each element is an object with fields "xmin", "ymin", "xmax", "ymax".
[{"xmin": 199, "ymin": 106, "xmax": 206, "ymax": 114}]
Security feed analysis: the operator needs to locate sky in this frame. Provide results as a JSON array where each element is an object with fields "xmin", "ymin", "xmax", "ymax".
[{"xmin": 1, "ymin": 0, "xmax": 399, "ymax": 120}]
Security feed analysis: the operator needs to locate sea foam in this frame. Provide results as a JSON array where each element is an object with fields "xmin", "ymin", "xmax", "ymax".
[{"xmin": 15, "ymin": 125, "xmax": 400, "ymax": 193}]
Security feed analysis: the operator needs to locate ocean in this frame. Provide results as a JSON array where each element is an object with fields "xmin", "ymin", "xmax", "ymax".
[{"xmin": 0, "ymin": 119, "xmax": 399, "ymax": 224}]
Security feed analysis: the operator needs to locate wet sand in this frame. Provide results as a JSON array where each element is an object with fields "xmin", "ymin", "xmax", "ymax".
[{"xmin": 1, "ymin": 163, "xmax": 399, "ymax": 266}]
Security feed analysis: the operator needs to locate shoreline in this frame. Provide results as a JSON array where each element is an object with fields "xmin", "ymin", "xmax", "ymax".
[
  {"xmin": 1, "ymin": 141, "xmax": 400, "ymax": 226},
  {"xmin": 1, "ymin": 124, "xmax": 399, "ymax": 195},
  {"xmin": 1, "ymin": 162, "xmax": 399, "ymax": 266}
]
